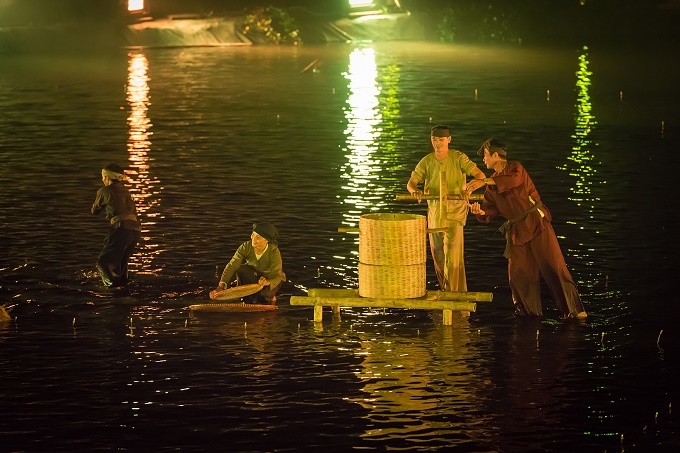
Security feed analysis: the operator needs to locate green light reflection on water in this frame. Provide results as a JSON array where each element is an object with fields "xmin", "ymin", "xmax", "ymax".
[
  {"xmin": 558, "ymin": 46, "xmax": 604, "ymax": 287},
  {"xmin": 336, "ymin": 46, "xmax": 403, "ymax": 287}
]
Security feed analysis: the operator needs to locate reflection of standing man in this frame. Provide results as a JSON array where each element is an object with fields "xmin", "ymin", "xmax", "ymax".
[
  {"xmin": 407, "ymin": 125, "xmax": 486, "ymax": 291},
  {"xmin": 91, "ymin": 163, "xmax": 141, "ymax": 288},
  {"xmin": 469, "ymin": 138, "xmax": 587, "ymax": 318}
]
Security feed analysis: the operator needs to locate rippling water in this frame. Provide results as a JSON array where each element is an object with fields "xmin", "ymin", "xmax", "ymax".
[{"xmin": 1, "ymin": 42, "xmax": 678, "ymax": 451}]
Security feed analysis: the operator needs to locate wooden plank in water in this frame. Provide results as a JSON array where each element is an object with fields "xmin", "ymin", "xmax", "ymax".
[
  {"xmin": 189, "ymin": 303, "xmax": 277, "ymax": 313},
  {"xmin": 307, "ymin": 288, "xmax": 492, "ymax": 302}
]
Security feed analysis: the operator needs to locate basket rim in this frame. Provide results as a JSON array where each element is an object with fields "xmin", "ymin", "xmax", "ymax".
[{"xmin": 360, "ymin": 213, "xmax": 425, "ymax": 221}]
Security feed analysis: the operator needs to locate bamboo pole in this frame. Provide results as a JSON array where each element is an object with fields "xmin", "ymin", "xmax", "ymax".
[
  {"xmin": 443, "ymin": 309, "xmax": 453, "ymax": 325},
  {"xmin": 338, "ymin": 226, "xmax": 449, "ymax": 233},
  {"xmin": 307, "ymin": 288, "xmax": 492, "ymax": 302},
  {"xmin": 314, "ymin": 305, "xmax": 323, "ymax": 323},
  {"xmin": 290, "ymin": 295, "xmax": 477, "ymax": 312},
  {"xmin": 395, "ymin": 193, "xmax": 484, "ymax": 201},
  {"xmin": 440, "ymin": 169, "xmax": 448, "ymax": 221}
]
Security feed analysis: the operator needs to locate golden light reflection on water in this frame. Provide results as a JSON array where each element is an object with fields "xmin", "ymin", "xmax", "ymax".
[
  {"xmin": 340, "ymin": 47, "xmax": 385, "ymax": 221},
  {"xmin": 126, "ymin": 52, "xmax": 163, "ymax": 275},
  {"xmin": 335, "ymin": 47, "xmax": 384, "ymax": 285},
  {"xmin": 346, "ymin": 319, "xmax": 492, "ymax": 442},
  {"xmin": 334, "ymin": 47, "xmax": 404, "ymax": 286}
]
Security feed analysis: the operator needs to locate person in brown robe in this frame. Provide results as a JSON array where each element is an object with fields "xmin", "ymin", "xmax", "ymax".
[{"xmin": 469, "ymin": 139, "xmax": 587, "ymax": 318}]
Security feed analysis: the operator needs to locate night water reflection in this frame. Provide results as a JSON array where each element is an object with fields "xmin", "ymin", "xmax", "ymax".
[
  {"xmin": 340, "ymin": 48, "xmax": 384, "ymax": 220},
  {"xmin": 338, "ymin": 46, "xmax": 384, "ymax": 287},
  {"xmin": 126, "ymin": 51, "xmax": 163, "ymax": 275},
  {"xmin": 350, "ymin": 318, "xmax": 493, "ymax": 446},
  {"xmin": 0, "ymin": 42, "xmax": 678, "ymax": 452},
  {"xmin": 559, "ymin": 46, "xmax": 621, "ymax": 309},
  {"xmin": 338, "ymin": 46, "xmax": 406, "ymax": 289},
  {"xmin": 560, "ymin": 46, "xmax": 600, "ymax": 285}
]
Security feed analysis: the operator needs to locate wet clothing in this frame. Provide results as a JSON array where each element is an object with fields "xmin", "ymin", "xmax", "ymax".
[
  {"xmin": 91, "ymin": 181, "xmax": 141, "ymax": 287},
  {"xmin": 219, "ymin": 241, "xmax": 285, "ymax": 303},
  {"xmin": 411, "ymin": 150, "xmax": 479, "ymax": 291},
  {"xmin": 474, "ymin": 160, "xmax": 585, "ymax": 317}
]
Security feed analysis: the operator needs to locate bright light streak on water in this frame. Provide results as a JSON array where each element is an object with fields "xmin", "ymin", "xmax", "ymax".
[
  {"xmin": 126, "ymin": 52, "xmax": 163, "ymax": 274},
  {"xmin": 557, "ymin": 46, "xmax": 608, "ymax": 290},
  {"xmin": 340, "ymin": 47, "xmax": 386, "ymax": 226},
  {"xmin": 562, "ymin": 46, "xmax": 601, "ymax": 209}
]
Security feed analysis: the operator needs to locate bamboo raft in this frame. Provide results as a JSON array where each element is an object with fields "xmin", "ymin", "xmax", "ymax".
[
  {"xmin": 294, "ymin": 177, "xmax": 492, "ymax": 325},
  {"xmin": 290, "ymin": 288, "xmax": 493, "ymax": 325}
]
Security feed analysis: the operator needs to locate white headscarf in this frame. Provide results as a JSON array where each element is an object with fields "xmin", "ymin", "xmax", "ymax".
[{"xmin": 102, "ymin": 168, "xmax": 127, "ymax": 181}]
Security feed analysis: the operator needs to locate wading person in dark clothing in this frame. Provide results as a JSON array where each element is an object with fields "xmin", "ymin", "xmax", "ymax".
[
  {"xmin": 211, "ymin": 222, "xmax": 285, "ymax": 304},
  {"xmin": 469, "ymin": 139, "xmax": 587, "ymax": 319},
  {"xmin": 91, "ymin": 163, "xmax": 141, "ymax": 288}
]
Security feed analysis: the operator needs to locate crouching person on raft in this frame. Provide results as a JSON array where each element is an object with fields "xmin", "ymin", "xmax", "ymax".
[{"xmin": 212, "ymin": 222, "xmax": 285, "ymax": 304}]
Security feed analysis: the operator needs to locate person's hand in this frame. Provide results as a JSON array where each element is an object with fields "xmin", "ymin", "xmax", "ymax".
[
  {"xmin": 258, "ymin": 276, "xmax": 270, "ymax": 287},
  {"xmin": 465, "ymin": 179, "xmax": 486, "ymax": 194},
  {"xmin": 411, "ymin": 189, "xmax": 424, "ymax": 203},
  {"xmin": 209, "ymin": 287, "xmax": 224, "ymax": 299},
  {"xmin": 469, "ymin": 202, "xmax": 485, "ymax": 216}
]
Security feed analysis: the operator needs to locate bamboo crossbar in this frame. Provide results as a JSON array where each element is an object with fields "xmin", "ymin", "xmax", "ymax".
[
  {"xmin": 395, "ymin": 193, "xmax": 484, "ymax": 201},
  {"xmin": 291, "ymin": 296, "xmax": 476, "ymax": 312},
  {"xmin": 307, "ymin": 288, "xmax": 492, "ymax": 302},
  {"xmin": 338, "ymin": 227, "xmax": 449, "ymax": 234},
  {"xmin": 290, "ymin": 294, "xmax": 477, "ymax": 325},
  {"xmin": 294, "ymin": 289, "xmax": 492, "ymax": 324}
]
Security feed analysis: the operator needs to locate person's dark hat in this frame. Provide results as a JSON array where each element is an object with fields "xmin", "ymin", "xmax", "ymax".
[
  {"xmin": 430, "ymin": 125, "xmax": 451, "ymax": 137},
  {"xmin": 253, "ymin": 222, "xmax": 278, "ymax": 244},
  {"xmin": 477, "ymin": 138, "xmax": 508, "ymax": 157},
  {"xmin": 104, "ymin": 163, "xmax": 125, "ymax": 174}
]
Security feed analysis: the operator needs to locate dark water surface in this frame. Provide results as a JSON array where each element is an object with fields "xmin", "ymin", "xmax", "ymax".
[{"xmin": 1, "ymin": 42, "xmax": 679, "ymax": 452}]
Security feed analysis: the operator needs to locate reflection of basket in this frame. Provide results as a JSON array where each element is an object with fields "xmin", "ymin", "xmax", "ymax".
[{"xmin": 358, "ymin": 213, "xmax": 426, "ymax": 299}]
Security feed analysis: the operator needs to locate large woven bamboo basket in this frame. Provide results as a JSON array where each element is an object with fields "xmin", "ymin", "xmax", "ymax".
[
  {"xmin": 358, "ymin": 263, "xmax": 426, "ymax": 299},
  {"xmin": 358, "ymin": 213, "xmax": 427, "ymax": 265},
  {"xmin": 357, "ymin": 213, "xmax": 426, "ymax": 299}
]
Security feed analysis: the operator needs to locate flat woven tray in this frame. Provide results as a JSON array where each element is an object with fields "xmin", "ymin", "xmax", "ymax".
[{"xmin": 210, "ymin": 283, "xmax": 263, "ymax": 301}]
